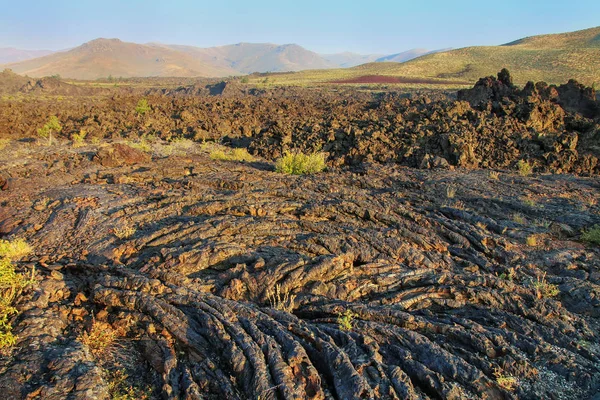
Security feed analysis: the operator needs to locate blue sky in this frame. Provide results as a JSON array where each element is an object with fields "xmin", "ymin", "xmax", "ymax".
[{"xmin": 1, "ymin": 0, "xmax": 599, "ymax": 54}]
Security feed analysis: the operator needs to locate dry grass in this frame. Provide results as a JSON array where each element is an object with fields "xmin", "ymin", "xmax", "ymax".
[
  {"xmin": 266, "ymin": 284, "xmax": 296, "ymax": 313},
  {"xmin": 79, "ymin": 318, "xmax": 121, "ymax": 356},
  {"xmin": 0, "ymin": 239, "xmax": 33, "ymax": 261},
  {"xmin": 488, "ymin": 171, "xmax": 500, "ymax": 180},
  {"xmin": 494, "ymin": 367, "xmax": 518, "ymax": 391},
  {"xmin": 105, "ymin": 369, "xmax": 152, "ymax": 400},
  {"xmin": 446, "ymin": 185, "xmax": 457, "ymax": 199},
  {"xmin": 210, "ymin": 146, "xmax": 255, "ymax": 162},
  {"xmin": 113, "ymin": 226, "xmax": 136, "ymax": 240},
  {"xmin": 0, "ymin": 139, "xmax": 10, "ymax": 151}
]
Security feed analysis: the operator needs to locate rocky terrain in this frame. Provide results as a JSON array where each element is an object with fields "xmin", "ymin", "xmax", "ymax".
[{"xmin": 0, "ymin": 70, "xmax": 599, "ymax": 399}]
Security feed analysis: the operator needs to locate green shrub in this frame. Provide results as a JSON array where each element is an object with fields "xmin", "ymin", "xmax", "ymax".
[
  {"xmin": 517, "ymin": 160, "xmax": 532, "ymax": 176},
  {"xmin": 37, "ymin": 116, "xmax": 62, "ymax": 146},
  {"xmin": 275, "ymin": 151, "xmax": 326, "ymax": 175},
  {"xmin": 581, "ymin": 225, "xmax": 600, "ymax": 244},
  {"xmin": 337, "ymin": 310, "xmax": 356, "ymax": 331},
  {"xmin": 209, "ymin": 147, "xmax": 255, "ymax": 162},
  {"xmin": 72, "ymin": 129, "xmax": 87, "ymax": 147},
  {"xmin": 135, "ymin": 99, "xmax": 151, "ymax": 115},
  {"xmin": 0, "ymin": 239, "xmax": 33, "ymax": 349}
]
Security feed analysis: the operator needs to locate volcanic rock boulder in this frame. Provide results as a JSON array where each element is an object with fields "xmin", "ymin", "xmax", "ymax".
[{"xmin": 93, "ymin": 143, "xmax": 151, "ymax": 167}]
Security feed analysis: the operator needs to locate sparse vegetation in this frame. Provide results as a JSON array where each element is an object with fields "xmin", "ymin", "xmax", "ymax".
[
  {"xmin": 489, "ymin": 171, "xmax": 500, "ymax": 180},
  {"xmin": 127, "ymin": 138, "xmax": 152, "ymax": 153},
  {"xmin": 445, "ymin": 184, "xmax": 457, "ymax": 199},
  {"xmin": 135, "ymin": 98, "xmax": 151, "ymax": 115},
  {"xmin": 105, "ymin": 369, "xmax": 151, "ymax": 400},
  {"xmin": 72, "ymin": 129, "xmax": 87, "ymax": 147},
  {"xmin": 512, "ymin": 213, "xmax": 525, "ymax": 224},
  {"xmin": 79, "ymin": 318, "xmax": 120, "ymax": 356},
  {"xmin": 0, "ymin": 239, "xmax": 33, "ymax": 261},
  {"xmin": 517, "ymin": 160, "xmax": 532, "ymax": 176},
  {"xmin": 0, "ymin": 139, "xmax": 10, "ymax": 151},
  {"xmin": 275, "ymin": 151, "xmax": 326, "ymax": 175},
  {"xmin": 37, "ymin": 115, "xmax": 62, "ymax": 146},
  {"xmin": 532, "ymin": 272, "xmax": 560, "ymax": 299},
  {"xmin": 337, "ymin": 309, "xmax": 357, "ymax": 331},
  {"xmin": 581, "ymin": 225, "xmax": 600, "ymax": 245},
  {"xmin": 209, "ymin": 146, "xmax": 255, "ymax": 162},
  {"xmin": 0, "ymin": 239, "xmax": 33, "ymax": 349},
  {"xmin": 266, "ymin": 284, "xmax": 296, "ymax": 313},
  {"xmin": 498, "ymin": 267, "xmax": 516, "ymax": 282},
  {"xmin": 113, "ymin": 226, "xmax": 136, "ymax": 240},
  {"xmin": 526, "ymin": 235, "xmax": 538, "ymax": 246},
  {"xmin": 494, "ymin": 367, "xmax": 518, "ymax": 391}
]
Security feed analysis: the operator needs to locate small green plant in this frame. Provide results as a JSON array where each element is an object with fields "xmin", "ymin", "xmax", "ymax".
[
  {"xmin": 494, "ymin": 367, "xmax": 517, "ymax": 391},
  {"xmin": 522, "ymin": 198, "xmax": 536, "ymax": 208},
  {"xmin": 275, "ymin": 151, "xmax": 326, "ymax": 175},
  {"xmin": 498, "ymin": 267, "xmax": 516, "ymax": 282},
  {"xmin": 37, "ymin": 116, "xmax": 62, "ymax": 146},
  {"xmin": 581, "ymin": 225, "xmax": 600, "ymax": 245},
  {"xmin": 532, "ymin": 272, "xmax": 559, "ymax": 299},
  {"xmin": 512, "ymin": 213, "xmax": 525, "ymax": 224},
  {"xmin": 337, "ymin": 309, "xmax": 357, "ymax": 331},
  {"xmin": 266, "ymin": 284, "xmax": 296, "ymax": 313},
  {"xmin": 526, "ymin": 235, "xmax": 538, "ymax": 247},
  {"xmin": 135, "ymin": 99, "xmax": 151, "ymax": 115},
  {"xmin": 209, "ymin": 147, "xmax": 255, "ymax": 162},
  {"xmin": 240, "ymin": 76, "xmax": 249, "ymax": 84},
  {"xmin": 516, "ymin": 160, "xmax": 532, "ymax": 176},
  {"xmin": 72, "ymin": 129, "xmax": 87, "ymax": 147}
]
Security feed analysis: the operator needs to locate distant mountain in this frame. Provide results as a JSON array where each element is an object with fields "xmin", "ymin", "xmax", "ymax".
[
  {"xmin": 260, "ymin": 26, "xmax": 600, "ymax": 86},
  {"xmin": 321, "ymin": 52, "xmax": 383, "ymax": 68},
  {"xmin": 151, "ymin": 42, "xmax": 336, "ymax": 73},
  {"xmin": 0, "ymin": 48, "xmax": 54, "ymax": 64},
  {"xmin": 376, "ymin": 48, "xmax": 451, "ymax": 63},
  {"xmin": 2, "ymin": 38, "xmax": 237, "ymax": 80}
]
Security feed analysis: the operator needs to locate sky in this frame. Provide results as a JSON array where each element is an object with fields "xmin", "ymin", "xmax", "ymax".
[{"xmin": 1, "ymin": 0, "xmax": 599, "ymax": 54}]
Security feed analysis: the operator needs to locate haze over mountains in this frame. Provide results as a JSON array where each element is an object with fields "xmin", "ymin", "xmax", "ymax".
[
  {"xmin": 0, "ymin": 38, "xmax": 443, "ymax": 79},
  {"xmin": 0, "ymin": 48, "xmax": 54, "ymax": 64}
]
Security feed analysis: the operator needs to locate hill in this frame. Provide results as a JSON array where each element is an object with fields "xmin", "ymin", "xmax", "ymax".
[
  {"xmin": 0, "ymin": 48, "xmax": 54, "ymax": 64},
  {"xmin": 151, "ymin": 42, "xmax": 336, "ymax": 73},
  {"xmin": 321, "ymin": 52, "xmax": 383, "ymax": 68},
  {"xmin": 376, "ymin": 48, "xmax": 433, "ymax": 63},
  {"xmin": 254, "ymin": 26, "xmax": 600, "ymax": 87},
  {"xmin": 2, "ymin": 38, "xmax": 238, "ymax": 80}
]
